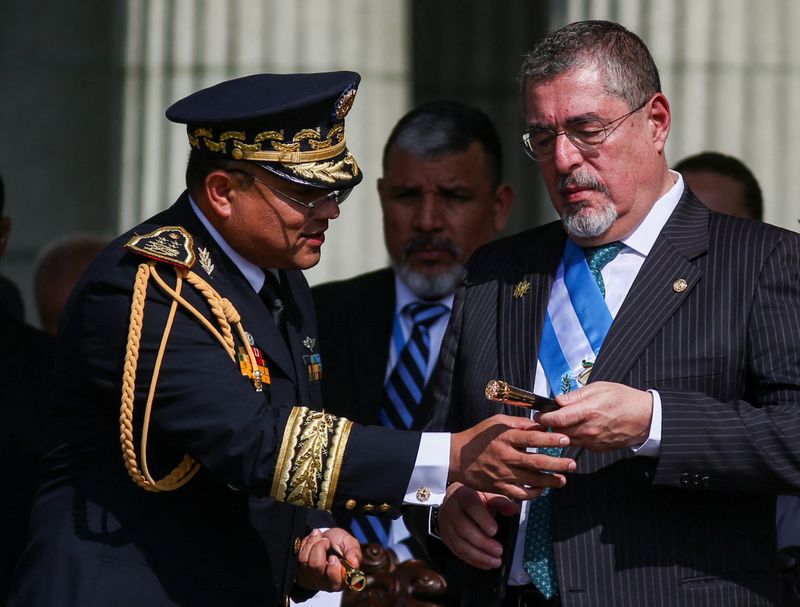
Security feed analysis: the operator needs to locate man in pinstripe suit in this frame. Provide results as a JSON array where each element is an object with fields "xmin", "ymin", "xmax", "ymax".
[{"xmin": 416, "ymin": 20, "xmax": 800, "ymax": 607}]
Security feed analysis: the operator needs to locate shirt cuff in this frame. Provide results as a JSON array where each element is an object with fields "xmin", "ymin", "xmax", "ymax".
[
  {"xmin": 403, "ymin": 432, "xmax": 450, "ymax": 506},
  {"xmin": 632, "ymin": 389, "xmax": 662, "ymax": 457}
]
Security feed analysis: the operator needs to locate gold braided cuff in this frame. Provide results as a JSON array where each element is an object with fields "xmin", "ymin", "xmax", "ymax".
[{"xmin": 271, "ymin": 406, "xmax": 353, "ymax": 510}]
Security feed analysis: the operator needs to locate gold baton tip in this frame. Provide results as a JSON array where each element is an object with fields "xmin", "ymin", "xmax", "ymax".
[{"xmin": 328, "ymin": 547, "xmax": 366, "ymax": 592}]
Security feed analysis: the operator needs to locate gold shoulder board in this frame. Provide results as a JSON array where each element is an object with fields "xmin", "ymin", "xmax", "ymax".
[{"xmin": 125, "ymin": 226, "xmax": 196, "ymax": 269}]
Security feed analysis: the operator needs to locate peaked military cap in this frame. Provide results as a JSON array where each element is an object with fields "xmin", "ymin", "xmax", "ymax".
[{"xmin": 166, "ymin": 71, "xmax": 362, "ymax": 189}]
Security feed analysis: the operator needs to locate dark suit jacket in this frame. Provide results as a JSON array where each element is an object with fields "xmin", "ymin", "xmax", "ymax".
[
  {"xmin": 9, "ymin": 195, "xmax": 422, "ymax": 607},
  {"xmin": 0, "ymin": 315, "xmax": 54, "ymax": 602},
  {"xmin": 420, "ymin": 190, "xmax": 800, "ymax": 606},
  {"xmin": 312, "ymin": 267, "xmax": 395, "ymax": 424}
]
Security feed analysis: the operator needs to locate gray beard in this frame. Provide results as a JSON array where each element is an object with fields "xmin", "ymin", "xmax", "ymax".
[
  {"xmin": 392, "ymin": 261, "xmax": 464, "ymax": 300},
  {"xmin": 561, "ymin": 199, "xmax": 618, "ymax": 238}
]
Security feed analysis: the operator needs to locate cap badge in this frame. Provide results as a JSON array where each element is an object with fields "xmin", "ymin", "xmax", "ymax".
[{"xmin": 333, "ymin": 84, "xmax": 357, "ymax": 120}]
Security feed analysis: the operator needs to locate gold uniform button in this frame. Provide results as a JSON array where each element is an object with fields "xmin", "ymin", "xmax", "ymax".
[
  {"xmin": 673, "ymin": 278, "xmax": 688, "ymax": 293},
  {"xmin": 345, "ymin": 499, "xmax": 357, "ymax": 511},
  {"xmin": 362, "ymin": 504, "xmax": 375, "ymax": 513},
  {"xmin": 378, "ymin": 503, "xmax": 391, "ymax": 513},
  {"xmin": 293, "ymin": 537, "xmax": 302, "ymax": 554},
  {"xmin": 416, "ymin": 487, "xmax": 431, "ymax": 502}
]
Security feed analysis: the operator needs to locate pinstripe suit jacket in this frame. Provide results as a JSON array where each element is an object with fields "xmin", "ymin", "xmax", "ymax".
[{"xmin": 424, "ymin": 189, "xmax": 800, "ymax": 606}]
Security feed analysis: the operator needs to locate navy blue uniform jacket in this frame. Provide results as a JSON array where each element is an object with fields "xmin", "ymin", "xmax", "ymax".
[{"xmin": 9, "ymin": 194, "xmax": 421, "ymax": 607}]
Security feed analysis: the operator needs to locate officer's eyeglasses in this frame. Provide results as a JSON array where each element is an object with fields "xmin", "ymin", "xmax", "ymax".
[
  {"xmin": 233, "ymin": 171, "xmax": 352, "ymax": 209},
  {"xmin": 521, "ymin": 99, "xmax": 649, "ymax": 162}
]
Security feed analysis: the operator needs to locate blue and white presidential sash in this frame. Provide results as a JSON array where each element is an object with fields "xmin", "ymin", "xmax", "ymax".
[{"xmin": 538, "ymin": 240, "xmax": 614, "ymax": 396}]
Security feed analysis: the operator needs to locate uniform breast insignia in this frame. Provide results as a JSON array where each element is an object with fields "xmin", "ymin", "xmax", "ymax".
[
  {"xmin": 238, "ymin": 345, "xmax": 270, "ymax": 391},
  {"xmin": 302, "ymin": 336, "xmax": 322, "ymax": 381},
  {"xmin": 198, "ymin": 247, "xmax": 214, "ymax": 276},
  {"xmin": 513, "ymin": 280, "xmax": 531, "ymax": 298},
  {"xmin": 303, "ymin": 353, "xmax": 322, "ymax": 382},
  {"xmin": 125, "ymin": 226, "xmax": 196, "ymax": 269}
]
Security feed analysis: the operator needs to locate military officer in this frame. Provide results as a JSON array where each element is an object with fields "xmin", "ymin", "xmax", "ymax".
[{"xmin": 9, "ymin": 72, "xmax": 573, "ymax": 607}]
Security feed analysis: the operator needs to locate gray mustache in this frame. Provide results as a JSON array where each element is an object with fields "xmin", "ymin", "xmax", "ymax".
[
  {"xmin": 558, "ymin": 172, "xmax": 610, "ymax": 197},
  {"xmin": 403, "ymin": 234, "xmax": 459, "ymax": 258}
]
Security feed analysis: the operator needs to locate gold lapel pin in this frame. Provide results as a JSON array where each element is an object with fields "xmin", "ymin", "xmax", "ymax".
[
  {"xmin": 513, "ymin": 280, "xmax": 531, "ymax": 298},
  {"xmin": 672, "ymin": 278, "xmax": 688, "ymax": 293}
]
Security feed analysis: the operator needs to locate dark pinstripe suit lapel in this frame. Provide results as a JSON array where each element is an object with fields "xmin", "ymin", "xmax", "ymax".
[
  {"xmin": 590, "ymin": 191, "xmax": 710, "ymax": 385},
  {"xmin": 498, "ymin": 223, "xmax": 566, "ymax": 416}
]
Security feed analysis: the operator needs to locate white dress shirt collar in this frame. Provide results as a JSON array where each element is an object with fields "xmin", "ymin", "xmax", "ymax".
[
  {"xmin": 619, "ymin": 170, "xmax": 684, "ymax": 256},
  {"xmin": 188, "ymin": 195, "xmax": 266, "ymax": 292}
]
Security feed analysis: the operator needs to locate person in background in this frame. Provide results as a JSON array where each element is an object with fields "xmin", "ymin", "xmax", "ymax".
[
  {"xmin": 674, "ymin": 150, "xmax": 763, "ymax": 220},
  {"xmin": 414, "ymin": 20, "xmax": 800, "ymax": 607},
  {"xmin": 313, "ymin": 99, "xmax": 513, "ymax": 560},
  {"xmin": 0, "ymin": 173, "xmax": 25, "ymax": 321},
  {"xmin": 0, "ymin": 171, "xmax": 55, "ymax": 603},
  {"xmin": 33, "ymin": 234, "xmax": 107, "ymax": 336}
]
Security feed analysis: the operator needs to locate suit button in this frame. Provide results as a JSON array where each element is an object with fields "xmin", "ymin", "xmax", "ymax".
[
  {"xmin": 378, "ymin": 503, "xmax": 391, "ymax": 513},
  {"xmin": 294, "ymin": 537, "xmax": 302, "ymax": 554},
  {"xmin": 679, "ymin": 473, "xmax": 689, "ymax": 486},
  {"xmin": 362, "ymin": 503, "xmax": 375, "ymax": 513},
  {"xmin": 701, "ymin": 476, "xmax": 710, "ymax": 487},
  {"xmin": 345, "ymin": 499, "xmax": 357, "ymax": 511}
]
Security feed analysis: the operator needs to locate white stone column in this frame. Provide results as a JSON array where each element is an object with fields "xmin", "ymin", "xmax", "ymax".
[{"xmin": 118, "ymin": 0, "xmax": 411, "ymax": 285}]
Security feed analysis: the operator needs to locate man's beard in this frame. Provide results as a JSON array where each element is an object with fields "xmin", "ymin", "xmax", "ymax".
[
  {"xmin": 559, "ymin": 172, "xmax": 618, "ymax": 238},
  {"xmin": 392, "ymin": 234, "xmax": 464, "ymax": 300}
]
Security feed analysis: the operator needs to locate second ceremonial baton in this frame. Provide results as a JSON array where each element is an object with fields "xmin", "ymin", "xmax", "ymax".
[
  {"xmin": 484, "ymin": 380, "xmax": 559, "ymax": 413},
  {"xmin": 327, "ymin": 546, "xmax": 366, "ymax": 592}
]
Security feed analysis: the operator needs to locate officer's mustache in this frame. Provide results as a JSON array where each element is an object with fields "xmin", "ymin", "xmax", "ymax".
[
  {"xmin": 558, "ymin": 172, "xmax": 611, "ymax": 198},
  {"xmin": 402, "ymin": 234, "xmax": 459, "ymax": 259}
]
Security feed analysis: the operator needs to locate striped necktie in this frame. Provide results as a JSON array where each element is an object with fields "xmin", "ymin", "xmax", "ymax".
[
  {"xmin": 380, "ymin": 302, "xmax": 448, "ymax": 429},
  {"xmin": 350, "ymin": 301, "xmax": 448, "ymax": 546}
]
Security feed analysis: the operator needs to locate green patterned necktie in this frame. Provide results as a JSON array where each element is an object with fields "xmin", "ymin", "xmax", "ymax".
[{"xmin": 584, "ymin": 241, "xmax": 624, "ymax": 297}]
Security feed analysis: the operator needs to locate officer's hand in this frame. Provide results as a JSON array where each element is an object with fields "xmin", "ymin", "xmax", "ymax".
[
  {"xmin": 449, "ymin": 414, "xmax": 575, "ymax": 500},
  {"xmin": 438, "ymin": 482, "xmax": 520, "ymax": 569},
  {"xmin": 538, "ymin": 381, "xmax": 653, "ymax": 451},
  {"xmin": 294, "ymin": 528, "xmax": 362, "ymax": 592}
]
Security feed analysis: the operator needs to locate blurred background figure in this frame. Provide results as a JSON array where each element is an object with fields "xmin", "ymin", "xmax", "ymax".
[
  {"xmin": 33, "ymin": 234, "xmax": 107, "ymax": 336},
  {"xmin": 0, "ymin": 173, "xmax": 25, "ymax": 321},
  {"xmin": 0, "ymin": 170, "xmax": 55, "ymax": 603},
  {"xmin": 674, "ymin": 151, "xmax": 763, "ymax": 221}
]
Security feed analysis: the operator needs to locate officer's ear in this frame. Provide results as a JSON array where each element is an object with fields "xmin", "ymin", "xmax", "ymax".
[{"xmin": 203, "ymin": 170, "xmax": 239, "ymax": 220}]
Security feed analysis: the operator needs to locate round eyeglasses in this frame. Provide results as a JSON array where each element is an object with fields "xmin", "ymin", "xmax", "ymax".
[
  {"xmin": 521, "ymin": 99, "xmax": 649, "ymax": 162},
  {"xmin": 233, "ymin": 170, "xmax": 352, "ymax": 209}
]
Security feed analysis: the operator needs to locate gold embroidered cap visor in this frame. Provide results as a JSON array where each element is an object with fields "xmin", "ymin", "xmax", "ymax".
[{"xmin": 166, "ymin": 71, "xmax": 363, "ymax": 190}]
